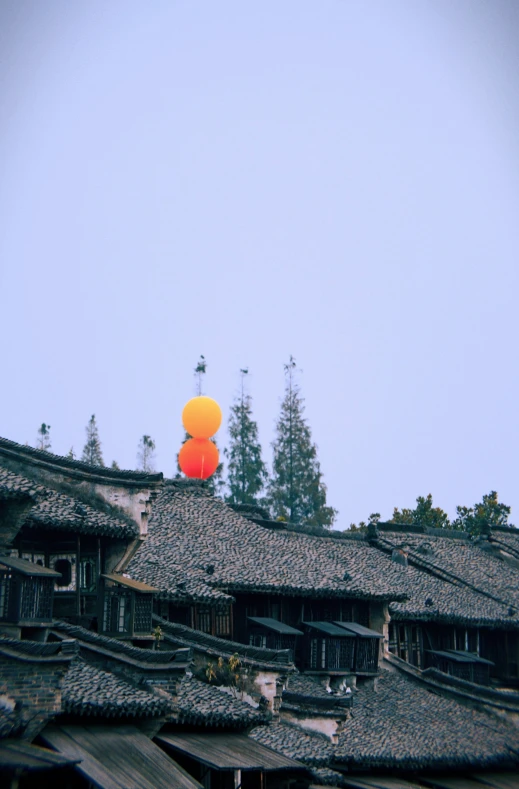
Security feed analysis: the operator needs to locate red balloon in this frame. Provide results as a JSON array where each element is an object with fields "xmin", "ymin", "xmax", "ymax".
[{"xmin": 179, "ymin": 438, "xmax": 219, "ymax": 479}]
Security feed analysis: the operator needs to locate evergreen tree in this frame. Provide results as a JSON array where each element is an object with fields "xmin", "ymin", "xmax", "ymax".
[
  {"xmin": 268, "ymin": 357, "xmax": 337, "ymax": 528},
  {"xmin": 451, "ymin": 491, "xmax": 515, "ymax": 536},
  {"xmin": 390, "ymin": 494, "xmax": 450, "ymax": 529},
  {"xmin": 111, "ymin": 460, "xmax": 120, "ymax": 470},
  {"xmin": 36, "ymin": 423, "xmax": 51, "ymax": 452},
  {"xmin": 224, "ymin": 369, "xmax": 268, "ymax": 506},
  {"xmin": 67, "ymin": 447, "xmax": 75, "ymax": 460},
  {"xmin": 81, "ymin": 415, "xmax": 104, "ymax": 467},
  {"xmin": 137, "ymin": 435, "xmax": 156, "ymax": 472},
  {"xmin": 348, "ymin": 513, "xmax": 380, "ymax": 533}
]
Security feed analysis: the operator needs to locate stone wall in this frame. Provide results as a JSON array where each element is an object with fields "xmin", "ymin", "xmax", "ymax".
[{"xmin": 0, "ymin": 651, "xmax": 71, "ymax": 740}]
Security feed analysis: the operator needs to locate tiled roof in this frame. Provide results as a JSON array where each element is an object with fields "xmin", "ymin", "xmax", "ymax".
[
  {"xmin": 0, "ymin": 706, "xmax": 17, "ymax": 739},
  {"xmin": 0, "ymin": 436, "xmax": 163, "ymax": 484},
  {"xmin": 0, "ymin": 467, "xmax": 44, "ymax": 500},
  {"xmin": 251, "ymin": 668, "xmax": 519, "ymax": 771},
  {"xmin": 377, "ymin": 531, "xmax": 519, "ymax": 617},
  {"xmin": 127, "ymin": 486, "xmax": 410, "ymax": 603},
  {"xmin": 282, "ymin": 675, "xmax": 353, "ymax": 717},
  {"xmin": 53, "ymin": 621, "xmax": 190, "ymax": 667},
  {"xmin": 490, "ymin": 530, "xmax": 519, "ymax": 560},
  {"xmin": 61, "ymin": 659, "xmax": 174, "ymax": 718},
  {"xmin": 27, "ymin": 486, "xmax": 138, "ymax": 538},
  {"xmin": 176, "ymin": 674, "xmax": 269, "ymax": 728},
  {"xmin": 0, "ymin": 636, "xmax": 77, "ymax": 662},
  {"xmin": 388, "ymin": 562, "xmax": 519, "ymax": 627},
  {"xmin": 309, "ymin": 767, "xmax": 347, "ymax": 786},
  {"xmin": 334, "ymin": 669, "xmax": 519, "ymax": 769},
  {"xmin": 286, "ymin": 675, "xmax": 339, "ymax": 699},
  {"xmin": 0, "ymin": 467, "xmax": 138, "ymax": 539},
  {"xmin": 249, "ymin": 721, "xmax": 334, "ymax": 766},
  {"xmin": 155, "ymin": 616, "xmax": 295, "ymax": 670}
]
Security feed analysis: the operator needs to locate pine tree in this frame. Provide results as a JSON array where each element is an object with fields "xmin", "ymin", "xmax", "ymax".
[
  {"xmin": 224, "ymin": 369, "xmax": 268, "ymax": 506},
  {"xmin": 36, "ymin": 423, "xmax": 51, "ymax": 452},
  {"xmin": 81, "ymin": 415, "xmax": 104, "ymax": 467},
  {"xmin": 137, "ymin": 435, "xmax": 156, "ymax": 472},
  {"xmin": 451, "ymin": 491, "xmax": 515, "ymax": 536},
  {"xmin": 67, "ymin": 447, "xmax": 75, "ymax": 460},
  {"xmin": 268, "ymin": 357, "xmax": 337, "ymax": 528},
  {"xmin": 390, "ymin": 494, "xmax": 450, "ymax": 529}
]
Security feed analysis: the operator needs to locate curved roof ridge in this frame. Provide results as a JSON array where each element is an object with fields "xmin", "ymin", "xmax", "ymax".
[{"xmin": 0, "ymin": 436, "xmax": 163, "ymax": 485}]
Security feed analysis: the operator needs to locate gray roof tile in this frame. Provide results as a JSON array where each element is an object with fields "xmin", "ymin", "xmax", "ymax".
[
  {"xmin": 249, "ymin": 721, "xmax": 334, "ymax": 766},
  {"xmin": 128, "ymin": 487, "xmax": 410, "ymax": 603},
  {"xmin": 334, "ymin": 669, "xmax": 519, "ymax": 769},
  {"xmin": 0, "ymin": 467, "xmax": 138, "ymax": 539},
  {"xmin": 176, "ymin": 674, "xmax": 269, "ymax": 727},
  {"xmin": 378, "ymin": 532, "xmax": 519, "ymax": 626},
  {"xmin": 61, "ymin": 659, "xmax": 174, "ymax": 718}
]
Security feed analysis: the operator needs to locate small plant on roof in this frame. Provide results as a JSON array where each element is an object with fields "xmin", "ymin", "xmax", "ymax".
[
  {"xmin": 205, "ymin": 654, "xmax": 245, "ymax": 698},
  {"xmin": 153, "ymin": 625, "xmax": 163, "ymax": 650}
]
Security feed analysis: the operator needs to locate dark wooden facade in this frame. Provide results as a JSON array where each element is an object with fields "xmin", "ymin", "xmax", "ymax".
[
  {"xmin": 16, "ymin": 530, "xmax": 101, "ymax": 624},
  {"xmin": 425, "ymin": 649, "xmax": 493, "ymax": 685},
  {"xmin": 159, "ymin": 593, "xmax": 379, "ymax": 674},
  {"xmin": 302, "ymin": 621, "xmax": 382, "ymax": 673},
  {"xmin": 0, "ymin": 555, "xmax": 60, "ymax": 627},
  {"xmin": 389, "ymin": 621, "xmax": 519, "ymax": 684},
  {"xmin": 10, "ymin": 530, "xmax": 158, "ymax": 641},
  {"xmin": 100, "ymin": 574, "xmax": 157, "ymax": 639},
  {"xmin": 303, "ymin": 621, "xmax": 356, "ymax": 671},
  {"xmin": 247, "ymin": 617, "xmax": 303, "ymax": 660}
]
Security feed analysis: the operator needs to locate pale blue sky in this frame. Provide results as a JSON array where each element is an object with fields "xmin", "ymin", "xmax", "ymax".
[{"xmin": 1, "ymin": 0, "xmax": 518, "ymax": 527}]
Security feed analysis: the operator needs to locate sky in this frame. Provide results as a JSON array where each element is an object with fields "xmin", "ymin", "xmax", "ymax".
[{"xmin": 1, "ymin": 0, "xmax": 518, "ymax": 529}]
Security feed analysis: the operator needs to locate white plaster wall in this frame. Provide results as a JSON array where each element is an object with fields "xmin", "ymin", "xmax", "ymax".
[
  {"xmin": 253, "ymin": 671, "xmax": 281, "ymax": 711},
  {"xmin": 91, "ymin": 483, "xmax": 154, "ymax": 535}
]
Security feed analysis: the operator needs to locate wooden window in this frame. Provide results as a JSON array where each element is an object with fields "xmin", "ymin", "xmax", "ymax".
[
  {"xmin": 134, "ymin": 594, "xmax": 153, "ymax": 633},
  {"xmin": 388, "ymin": 623, "xmax": 397, "ymax": 654},
  {"xmin": 397, "ymin": 625, "xmax": 408, "ymax": 661},
  {"xmin": 410, "ymin": 627, "xmax": 423, "ymax": 668},
  {"xmin": 197, "ymin": 606, "xmax": 212, "ymax": 634},
  {"xmin": 0, "ymin": 571, "xmax": 54, "ymax": 623},
  {"xmin": 468, "ymin": 628, "xmax": 479, "ymax": 653},
  {"xmin": 103, "ymin": 590, "xmax": 131, "ymax": 634},
  {"xmin": 49, "ymin": 554, "xmax": 76, "ymax": 592},
  {"xmin": 0, "ymin": 571, "xmax": 11, "ymax": 619},
  {"xmin": 309, "ymin": 638, "xmax": 320, "ymax": 669},
  {"xmin": 215, "ymin": 608, "xmax": 231, "ymax": 637},
  {"xmin": 79, "ymin": 557, "xmax": 97, "ymax": 592}
]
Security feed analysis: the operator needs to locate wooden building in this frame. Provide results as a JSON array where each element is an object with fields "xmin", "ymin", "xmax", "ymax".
[{"xmin": 1, "ymin": 437, "xmax": 519, "ymax": 787}]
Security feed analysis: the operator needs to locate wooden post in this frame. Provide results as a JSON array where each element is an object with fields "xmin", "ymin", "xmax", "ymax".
[
  {"xmin": 98, "ymin": 577, "xmax": 105, "ymax": 633},
  {"xmin": 234, "ymin": 769, "xmax": 241, "ymax": 789},
  {"xmin": 76, "ymin": 534, "xmax": 81, "ymax": 617},
  {"xmin": 130, "ymin": 591, "xmax": 136, "ymax": 637}
]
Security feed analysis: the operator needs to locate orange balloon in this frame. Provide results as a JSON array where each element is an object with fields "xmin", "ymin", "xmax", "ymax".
[
  {"xmin": 182, "ymin": 396, "xmax": 222, "ymax": 439},
  {"xmin": 179, "ymin": 438, "xmax": 219, "ymax": 479}
]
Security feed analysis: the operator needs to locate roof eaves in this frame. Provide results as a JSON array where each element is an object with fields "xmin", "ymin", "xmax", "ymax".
[{"xmin": 0, "ymin": 437, "xmax": 164, "ymax": 487}]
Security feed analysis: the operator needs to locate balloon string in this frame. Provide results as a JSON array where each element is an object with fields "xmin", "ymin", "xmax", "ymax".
[{"xmin": 200, "ymin": 454, "xmax": 205, "ymax": 479}]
